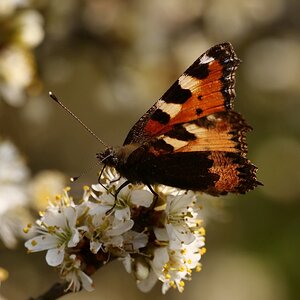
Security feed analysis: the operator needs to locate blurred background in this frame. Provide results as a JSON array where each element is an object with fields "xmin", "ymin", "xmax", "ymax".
[{"xmin": 0, "ymin": 0, "xmax": 300, "ymax": 299}]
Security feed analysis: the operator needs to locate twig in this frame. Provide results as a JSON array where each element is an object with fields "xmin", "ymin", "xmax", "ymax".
[{"xmin": 28, "ymin": 282, "xmax": 71, "ymax": 300}]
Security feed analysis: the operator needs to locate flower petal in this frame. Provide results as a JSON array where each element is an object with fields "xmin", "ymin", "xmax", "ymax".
[
  {"xmin": 130, "ymin": 190, "xmax": 153, "ymax": 207},
  {"xmin": 106, "ymin": 220, "xmax": 134, "ymax": 236},
  {"xmin": 137, "ymin": 269, "xmax": 158, "ymax": 293},
  {"xmin": 46, "ymin": 245, "xmax": 65, "ymax": 266},
  {"xmin": 166, "ymin": 223, "xmax": 195, "ymax": 246},
  {"xmin": 90, "ymin": 240, "xmax": 102, "ymax": 254},
  {"xmin": 68, "ymin": 228, "xmax": 80, "ymax": 248},
  {"xmin": 63, "ymin": 206, "xmax": 77, "ymax": 228},
  {"xmin": 151, "ymin": 247, "xmax": 169, "ymax": 276},
  {"xmin": 25, "ymin": 235, "xmax": 58, "ymax": 252},
  {"xmin": 79, "ymin": 271, "xmax": 94, "ymax": 291},
  {"xmin": 154, "ymin": 227, "xmax": 168, "ymax": 242},
  {"xmin": 115, "ymin": 207, "xmax": 130, "ymax": 221}
]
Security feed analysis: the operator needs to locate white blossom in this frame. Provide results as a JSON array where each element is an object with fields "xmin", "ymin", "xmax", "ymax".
[
  {"xmin": 25, "ymin": 166, "xmax": 207, "ymax": 294},
  {"xmin": 15, "ymin": 10, "xmax": 44, "ymax": 47},
  {"xmin": 25, "ymin": 189, "xmax": 84, "ymax": 266},
  {"xmin": 61, "ymin": 254, "xmax": 94, "ymax": 292}
]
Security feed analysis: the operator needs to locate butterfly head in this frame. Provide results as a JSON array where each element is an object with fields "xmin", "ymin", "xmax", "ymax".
[{"xmin": 96, "ymin": 147, "xmax": 119, "ymax": 167}]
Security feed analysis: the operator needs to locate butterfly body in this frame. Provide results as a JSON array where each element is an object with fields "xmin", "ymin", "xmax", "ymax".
[{"xmin": 97, "ymin": 42, "xmax": 261, "ymax": 196}]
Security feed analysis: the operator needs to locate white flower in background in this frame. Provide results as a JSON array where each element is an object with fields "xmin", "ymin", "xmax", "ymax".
[
  {"xmin": 15, "ymin": 10, "xmax": 44, "ymax": 47},
  {"xmin": 60, "ymin": 254, "xmax": 94, "ymax": 292},
  {"xmin": 0, "ymin": 139, "xmax": 70, "ymax": 248},
  {"xmin": 29, "ymin": 170, "xmax": 67, "ymax": 211},
  {"xmin": 0, "ymin": 206, "xmax": 32, "ymax": 249},
  {"xmin": 0, "ymin": 139, "xmax": 29, "ymax": 183},
  {"xmin": 0, "ymin": 0, "xmax": 28, "ymax": 16},
  {"xmin": 0, "ymin": 42, "xmax": 33, "ymax": 85},
  {"xmin": 0, "ymin": 267, "xmax": 8, "ymax": 286},
  {"xmin": 0, "ymin": 46, "xmax": 34, "ymax": 106},
  {"xmin": 0, "ymin": 3, "xmax": 44, "ymax": 105},
  {"xmin": 0, "ymin": 139, "xmax": 31, "ymax": 248}
]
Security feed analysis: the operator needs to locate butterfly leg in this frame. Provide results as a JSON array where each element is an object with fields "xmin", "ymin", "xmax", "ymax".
[
  {"xmin": 97, "ymin": 164, "xmax": 110, "ymax": 193},
  {"xmin": 147, "ymin": 184, "xmax": 158, "ymax": 209},
  {"xmin": 114, "ymin": 180, "xmax": 131, "ymax": 200},
  {"xmin": 105, "ymin": 180, "xmax": 131, "ymax": 216},
  {"xmin": 110, "ymin": 175, "xmax": 121, "ymax": 184}
]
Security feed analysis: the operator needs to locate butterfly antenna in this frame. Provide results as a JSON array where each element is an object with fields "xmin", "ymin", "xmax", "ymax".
[
  {"xmin": 70, "ymin": 159, "xmax": 100, "ymax": 182},
  {"xmin": 71, "ymin": 154, "xmax": 110, "ymax": 182},
  {"xmin": 49, "ymin": 91, "xmax": 109, "ymax": 148}
]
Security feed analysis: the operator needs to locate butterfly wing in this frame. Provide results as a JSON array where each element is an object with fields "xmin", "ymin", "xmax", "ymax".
[
  {"xmin": 124, "ymin": 42, "xmax": 239, "ymax": 145},
  {"xmin": 139, "ymin": 111, "xmax": 259, "ymax": 195},
  {"xmin": 121, "ymin": 42, "xmax": 261, "ymax": 195}
]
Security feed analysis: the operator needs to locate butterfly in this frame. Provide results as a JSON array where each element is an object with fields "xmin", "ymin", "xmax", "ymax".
[{"xmin": 98, "ymin": 42, "xmax": 260, "ymax": 196}]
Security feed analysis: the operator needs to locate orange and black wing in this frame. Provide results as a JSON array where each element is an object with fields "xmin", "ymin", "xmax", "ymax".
[
  {"xmin": 124, "ymin": 42, "xmax": 239, "ymax": 144},
  {"xmin": 123, "ymin": 42, "xmax": 261, "ymax": 195}
]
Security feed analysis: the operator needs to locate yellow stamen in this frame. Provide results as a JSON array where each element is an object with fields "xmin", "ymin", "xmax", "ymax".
[
  {"xmin": 179, "ymin": 266, "xmax": 185, "ymax": 272},
  {"xmin": 196, "ymin": 263, "xmax": 202, "ymax": 272},
  {"xmin": 180, "ymin": 248, "xmax": 187, "ymax": 255},
  {"xmin": 200, "ymin": 247, "xmax": 207, "ymax": 255},
  {"xmin": 199, "ymin": 227, "xmax": 206, "ymax": 235}
]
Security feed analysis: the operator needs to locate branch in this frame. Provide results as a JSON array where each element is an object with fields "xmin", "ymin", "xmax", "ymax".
[{"xmin": 29, "ymin": 282, "xmax": 71, "ymax": 300}]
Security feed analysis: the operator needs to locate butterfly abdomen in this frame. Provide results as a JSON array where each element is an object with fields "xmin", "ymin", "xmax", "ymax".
[{"xmin": 116, "ymin": 146, "xmax": 259, "ymax": 195}]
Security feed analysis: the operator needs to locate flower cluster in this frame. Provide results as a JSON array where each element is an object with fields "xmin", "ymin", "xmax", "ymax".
[
  {"xmin": 25, "ymin": 167, "xmax": 206, "ymax": 294},
  {"xmin": 0, "ymin": 0, "xmax": 44, "ymax": 106}
]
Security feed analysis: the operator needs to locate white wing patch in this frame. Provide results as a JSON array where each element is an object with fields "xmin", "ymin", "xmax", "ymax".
[
  {"xmin": 158, "ymin": 100, "xmax": 182, "ymax": 118},
  {"xmin": 178, "ymin": 75, "xmax": 200, "ymax": 92},
  {"xmin": 160, "ymin": 136, "xmax": 188, "ymax": 150},
  {"xmin": 183, "ymin": 123, "xmax": 207, "ymax": 136},
  {"xmin": 199, "ymin": 54, "xmax": 214, "ymax": 64}
]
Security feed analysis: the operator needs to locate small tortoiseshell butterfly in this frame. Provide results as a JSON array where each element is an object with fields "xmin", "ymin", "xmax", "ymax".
[{"xmin": 96, "ymin": 42, "xmax": 261, "ymax": 196}]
